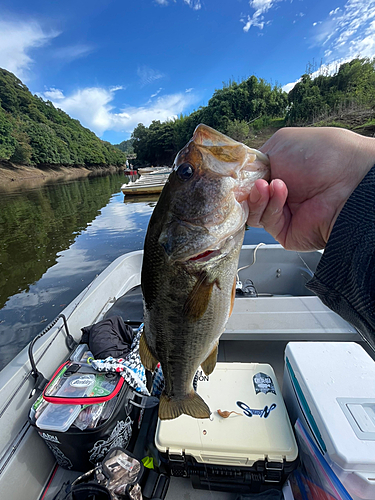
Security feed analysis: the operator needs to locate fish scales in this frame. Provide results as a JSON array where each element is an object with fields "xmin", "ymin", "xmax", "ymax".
[{"xmin": 140, "ymin": 124, "xmax": 269, "ymax": 420}]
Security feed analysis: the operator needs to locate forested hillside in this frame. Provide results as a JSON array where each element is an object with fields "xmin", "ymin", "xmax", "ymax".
[
  {"xmin": 0, "ymin": 69, "xmax": 126, "ymax": 167},
  {"xmin": 1, "ymin": 58, "xmax": 374, "ymax": 169},
  {"xmin": 114, "ymin": 138, "xmax": 134, "ymax": 154},
  {"xmin": 132, "ymin": 57, "xmax": 375, "ymax": 165}
]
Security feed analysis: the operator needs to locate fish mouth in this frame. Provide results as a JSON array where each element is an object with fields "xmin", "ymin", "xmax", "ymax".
[
  {"xmin": 188, "ymin": 249, "xmax": 221, "ymax": 262},
  {"xmin": 186, "ymin": 228, "xmax": 244, "ymax": 263}
]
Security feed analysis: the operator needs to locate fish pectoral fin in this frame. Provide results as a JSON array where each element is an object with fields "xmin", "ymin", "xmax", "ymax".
[
  {"xmin": 139, "ymin": 333, "xmax": 158, "ymax": 371},
  {"xmin": 183, "ymin": 273, "xmax": 219, "ymax": 321},
  {"xmin": 159, "ymin": 391, "xmax": 211, "ymax": 420},
  {"xmin": 201, "ymin": 342, "xmax": 218, "ymax": 376}
]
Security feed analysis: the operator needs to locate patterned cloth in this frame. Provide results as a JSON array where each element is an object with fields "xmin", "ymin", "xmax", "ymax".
[{"xmin": 91, "ymin": 328, "xmax": 164, "ymax": 397}]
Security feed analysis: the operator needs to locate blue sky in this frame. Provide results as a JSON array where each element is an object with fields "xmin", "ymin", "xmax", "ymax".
[{"xmin": 1, "ymin": 0, "xmax": 374, "ymax": 144}]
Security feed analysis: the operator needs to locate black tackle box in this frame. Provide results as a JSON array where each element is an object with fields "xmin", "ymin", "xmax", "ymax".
[{"xmin": 29, "ymin": 356, "xmax": 153, "ymax": 472}]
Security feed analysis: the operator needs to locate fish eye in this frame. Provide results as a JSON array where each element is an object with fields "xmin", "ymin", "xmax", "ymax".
[{"xmin": 176, "ymin": 162, "xmax": 194, "ymax": 181}]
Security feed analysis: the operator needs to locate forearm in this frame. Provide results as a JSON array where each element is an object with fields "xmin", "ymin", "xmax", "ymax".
[{"xmin": 307, "ymin": 165, "xmax": 375, "ymax": 351}]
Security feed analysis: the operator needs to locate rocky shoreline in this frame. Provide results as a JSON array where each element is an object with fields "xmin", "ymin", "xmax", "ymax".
[{"xmin": 0, "ymin": 162, "xmax": 124, "ymax": 191}]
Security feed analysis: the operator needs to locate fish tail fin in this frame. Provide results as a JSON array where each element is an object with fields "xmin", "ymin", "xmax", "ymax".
[{"xmin": 159, "ymin": 390, "xmax": 211, "ymax": 420}]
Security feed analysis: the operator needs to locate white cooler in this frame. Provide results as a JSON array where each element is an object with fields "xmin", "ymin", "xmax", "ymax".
[
  {"xmin": 283, "ymin": 342, "xmax": 375, "ymax": 500},
  {"xmin": 155, "ymin": 362, "xmax": 298, "ymax": 493}
]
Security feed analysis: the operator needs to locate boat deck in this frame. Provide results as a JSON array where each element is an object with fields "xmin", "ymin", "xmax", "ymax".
[
  {"xmin": 41, "ymin": 331, "xmax": 372, "ymax": 500},
  {"xmin": 42, "ymin": 338, "xmax": 294, "ymax": 500},
  {"xmin": 4, "ymin": 246, "xmax": 373, "ymax": 500}
]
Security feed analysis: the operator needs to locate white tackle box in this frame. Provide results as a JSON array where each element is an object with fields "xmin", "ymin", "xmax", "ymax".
[
  {"xmin": 283, "ymin": 342, "xmax": 375, "ymax": 500},
  {"xmin": 155, "ymin": 362, "xmax": 298, "ymax": 493}
]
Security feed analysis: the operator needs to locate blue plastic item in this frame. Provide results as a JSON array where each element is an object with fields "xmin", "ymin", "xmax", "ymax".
[{"xmin": 292, "ymin": 418, "xmax": 353, "ymax": 500}]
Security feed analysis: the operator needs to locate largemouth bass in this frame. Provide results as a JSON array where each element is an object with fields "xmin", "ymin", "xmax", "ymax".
[{"xmin": 140, "ymin": 124, "xmax": 269, "ymax": 420}]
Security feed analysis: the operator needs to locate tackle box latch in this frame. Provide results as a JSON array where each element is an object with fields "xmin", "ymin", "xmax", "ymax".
[
  {"xmin": 264, "ymin": 459, "xmax": 284, "ymax": 483},
  {"xmin": 167, "ymin": 450, "xmax": 186, "ymax": 464},
  {"xmin": 166, "ymin": 450, "xmax": 189, "ymax": 477}
]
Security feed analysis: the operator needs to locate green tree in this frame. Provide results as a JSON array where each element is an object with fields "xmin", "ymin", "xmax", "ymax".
[
  {"xmin": 0, "ymin": 68, "xmax": 127, "ymax": 167},
  {"xmin": 0, "ymin": 106, "xmax": 15, "ymax": 159},
  {"xmin": 226, "ymin": 119, "xmax": 250, "ymax": 143}
]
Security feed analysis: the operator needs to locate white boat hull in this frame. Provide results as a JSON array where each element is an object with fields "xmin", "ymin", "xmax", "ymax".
[{"xmin": 0, "ymin": 245, "xmax": 361, "ymax": 499}]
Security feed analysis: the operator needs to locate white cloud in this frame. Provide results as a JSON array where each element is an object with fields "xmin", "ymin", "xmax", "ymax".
[
  {"xmin": 42, "ymin": 88, "xmax": 65, "ymax": 100},
  {"xmin": 0, "ymin": 19, "xmax": 59, "ymax": 80},
  {"xmin": 242, "ymin": 0, "xmax": 280, "ymax": 32},
  {"xmin": 311, "ymin": 0, "xmax": 375, "ymax": 60},
  {"xmin": 40, "ymin": 86, "xmax": 199, "ymax": 137},
  {"xmin": 53, "ymin": 44, "xmax": 94, "ymax": 61},
  {"xmin": 282, "ymin": 80, "xmax": 298, "ymax": 93},
  {"xmin": 183, "ymin": 0, "xmax": 201, "ymax": 10},
  {"xmin": 283, "ymin": 0, "xmax": 375, "ymax": 93},
  {"xmin": 110, "ymin": 85, "xmax": 125, "ymax": 92},
  {"xmin": 329, "ymin": 7, "xmax": 340, "ymax": 16},
  {"xmin": 150, "ymin": 88, "xmax": 163, "ymax": 98},
  {"xmin": 154, "ymin": 0, "xmax": 201, "ymax": 8},
  {"xmin": 282, "ymin": 60, "xmax": 351, "ymax": 93},
  {"xmin": 137, "ymin": 65, "xmax": 164, "ymax": 87}
]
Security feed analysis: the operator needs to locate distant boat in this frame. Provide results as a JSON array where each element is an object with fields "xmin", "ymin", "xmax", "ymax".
[
  {"xmin": 137, "ymin": 167, "xmax": 171, "ymax": 175},
  {"xmin": 123, "ymin": 169, "xmax": 138, "ymax": 175},
  {"xmin": 121, "ymin": 171, "xmax": 169, "ymax": 195}
]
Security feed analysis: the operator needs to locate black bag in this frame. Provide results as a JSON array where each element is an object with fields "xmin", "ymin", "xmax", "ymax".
[
  {"xmin": 28, "ymin": 317, "xmax": 158, "ymax": 472},
  {"xmin": 31, "ymin": 374, "xmax": 141, "ymax": 472}
]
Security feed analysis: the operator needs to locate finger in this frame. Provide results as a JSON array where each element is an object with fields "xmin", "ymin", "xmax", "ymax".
[
  {"xmin": 259, "ymin": 179, "xmax": 289, "ymax": 241},
  {"xmin": 247, "ymin": 179, "xmax": 270, "ymax": 227}
]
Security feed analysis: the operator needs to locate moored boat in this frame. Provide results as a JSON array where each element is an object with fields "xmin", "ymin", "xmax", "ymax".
[
  {"xmin": 0, "ymin": 244, "xmax": 372, "ymax": 500},
  {"xmin": 121, "ymin": 172, "xmax": 169, "ymax": 195},
  {"xmin": 138, "ymin": 167, "xmax": 170, "ymax": 175}
]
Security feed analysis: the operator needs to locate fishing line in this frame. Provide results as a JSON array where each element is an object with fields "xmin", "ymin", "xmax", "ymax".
[
  {"xmin": 296, "ymin": 252, "xmax": 315, "ymax": 278},
  {"xmin": 236, "ymin": 242, "xmax": 265, "ymax": 282}
]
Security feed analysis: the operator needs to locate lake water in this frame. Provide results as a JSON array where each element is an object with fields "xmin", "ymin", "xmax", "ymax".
[{"xmin": 0, "ymin": 172, "xmax": 276, "ymax": 371}]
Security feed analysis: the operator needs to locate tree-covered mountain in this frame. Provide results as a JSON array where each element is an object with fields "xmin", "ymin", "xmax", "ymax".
[
  {"xmin": 132, "ymin": 75, "xmax": 288, "ymax": 165},
  {"xmin": 131, "ymin": 57, "xmax": 375, "ymax": 166},
  {"xmin": 113, "ymin": 138, "xmax": 134, "ymax": 154},
  {"xmin": 0, "ymin": 69, "xmax": 126, "ymax": 167}
]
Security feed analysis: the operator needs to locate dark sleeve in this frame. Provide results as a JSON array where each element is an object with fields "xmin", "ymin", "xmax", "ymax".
[{"xmin": 306, "ymin": 165, "xmax": 375, "ymax": 351}]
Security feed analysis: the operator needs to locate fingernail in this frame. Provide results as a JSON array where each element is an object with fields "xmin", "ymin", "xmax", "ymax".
[
  {"xmin": 269, "ymin": 181, "xmax": 275, "ymax": 198},
  {"xmin": 249, "ymin": 185, "xmax": 261, "ymax": 204}
]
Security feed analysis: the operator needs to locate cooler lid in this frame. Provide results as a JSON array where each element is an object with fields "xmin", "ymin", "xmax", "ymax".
[
  {"xmin": 155, "ymin": 362, "xmax": 298, "ymax": 466},
  {"xmin": 285, "ymin": 342, "xmax": 375, "ymax": 472}
]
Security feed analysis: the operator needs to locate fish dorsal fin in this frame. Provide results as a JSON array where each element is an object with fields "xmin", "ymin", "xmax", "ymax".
[
  {"xmin": 139, "ymin": 333, "xmax": 158, "ymax": 371},
  {"xmin": 159, "ymin": 390, "xmax": 211, "ymax": 420},
  {"xmin": 201, "ymin": 342, "xmax": 219, "ymax": 376},
  {"xmin": 183, "ymin": 273, "xmax": 220, "ymax": 321}
]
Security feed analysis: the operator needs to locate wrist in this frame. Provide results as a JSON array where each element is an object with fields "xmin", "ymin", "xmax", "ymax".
[
  {"xmin": 328, "ymin": 134, "xmax": 375, "ymax": 241},
  {"xmin": 357, "ymin": 135, "xmax": 375, "ymax": 179}
]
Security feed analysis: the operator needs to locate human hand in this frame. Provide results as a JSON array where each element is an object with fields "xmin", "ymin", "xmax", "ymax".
[{"xmin": 247, "ymin": 127, "xmax": 375, "ymax": 251}]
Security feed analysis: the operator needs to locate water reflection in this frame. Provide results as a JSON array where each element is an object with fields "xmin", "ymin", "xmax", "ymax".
[
  {"xmin": 0, "ymin": 174, "xmax": 276, "ymax": 372},
  {"xmin": 0, "ymin": 174, "xmax": 124, "ymax": 310},
  {"xmin": 0, "ymin": 174, "xmax": 155, "ymax": 370}
]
